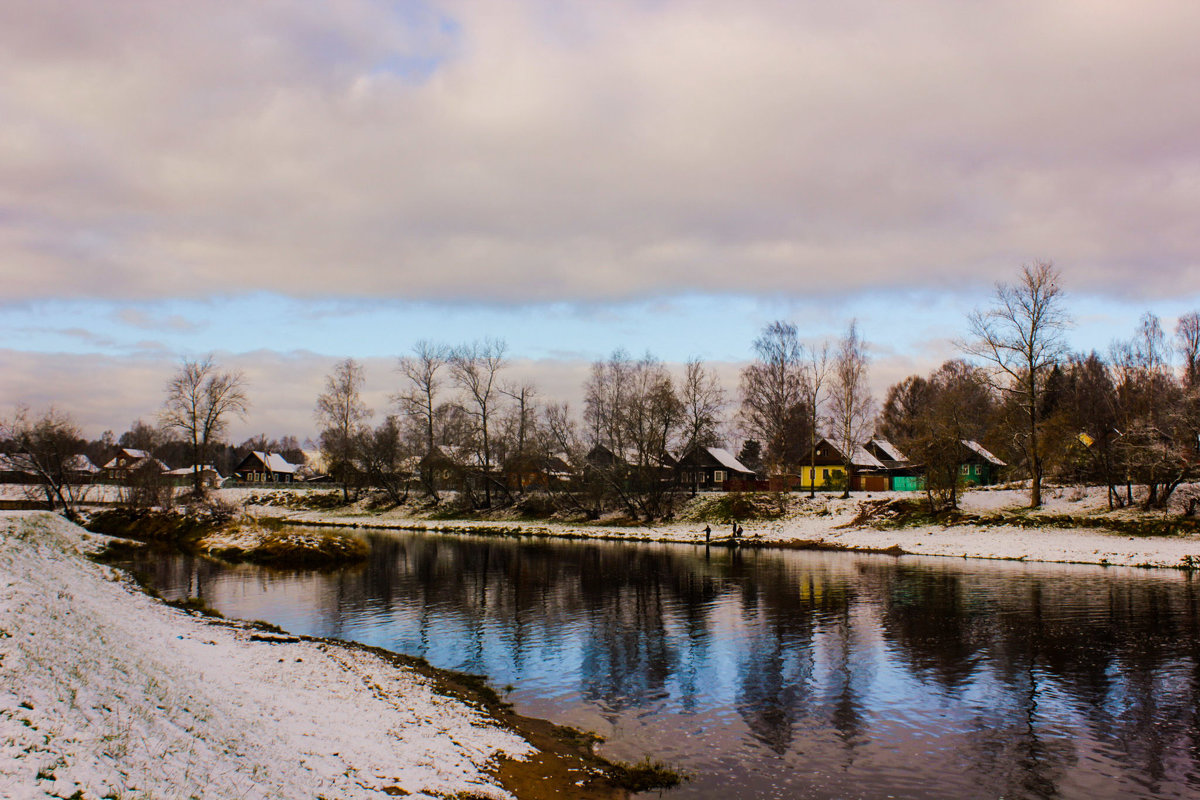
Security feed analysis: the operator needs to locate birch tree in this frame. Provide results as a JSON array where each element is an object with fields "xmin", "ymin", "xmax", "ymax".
[
  {"xmin": 315, "ymin": 358, "xmax": 372, "ymax": 502},
  {"xmin": 963, "ymin": 261, "xmax": 1070, "ymax": 508},
  {"xmin": 450, "ymin": 338, "xmax": 508, "ymax": 508},
  {"xmin": 161, "ymin": 356, "xmax": 249, "ymax": 497},
  {"xmin": 800, "ymin": 341, "xmax": 831, "ymax": 498},
  {"xmin": 826, "ymin": 321, "xmax": 873, "ymax": 498},
  {"xmin": 739, "ymin": 321, "xmax": 805, "ymax": 474},
  {"xmin": 679, "ymin": 357, "xmax": 726, "ymax": 455},
  {"xmin": 2, "ymin": 407, "xmax": 90, "ymax": 521},
  {"xmin": 395, "ymin": 340, "xmax": 449, "ymax": 500}
]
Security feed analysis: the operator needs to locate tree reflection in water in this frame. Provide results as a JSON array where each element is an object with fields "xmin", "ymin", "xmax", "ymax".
[{"xmin": 123, "ymin": 531, "xmax": 1200, "ymax": 800}]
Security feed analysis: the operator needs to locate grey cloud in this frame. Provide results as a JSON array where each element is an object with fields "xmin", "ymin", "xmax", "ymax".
[{"xmin": 2, "ymin": 1, "xmax": 1199, "ymax": 304}]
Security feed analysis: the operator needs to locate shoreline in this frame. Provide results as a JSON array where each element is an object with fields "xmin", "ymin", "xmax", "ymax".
[
  {"xmin": 259, "ymin": 486, "xmax": 1200, "ymax": 571},
  {"xmin": 0, "ymin": 512, "xmax": 634, "ymax": 800}
]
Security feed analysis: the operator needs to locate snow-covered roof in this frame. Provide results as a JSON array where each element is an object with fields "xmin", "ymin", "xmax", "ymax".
[
  {"xmin": 703, "ymin": 447, "xmax": 755, "ymax": 475},
  {"xmin": 961, "ymin": 440, "xmax": 1005, "ymax": 466},
  {"xmin": 869, "ymin": 439, "xmax": 908, "ymax": 463},
  {"xmin": 166, "ymin": 465, "xmax": 223, "ymax": 479},
  {"xmin": 249, "ymin": 451, "xmax": 299, "ymax": 473},
  {"xmin": 65, "ymin": 454, "xmax": 100, "ymax": 473},
  {"xmin": 103, "ymin": 454, "xmax": 167, "ymax": 472},
  {"xmin": 818, "ymin": 438, "xmax": 886, "ymax": 469},
  {"xmin": 0, "ymin": 453, "xmax": 34, "ymax": 473}
]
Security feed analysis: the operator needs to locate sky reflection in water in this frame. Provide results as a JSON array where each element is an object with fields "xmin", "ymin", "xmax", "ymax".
[{"xmin": 132, "ymin": 531, "xmax": 1200, "ymax": 800}]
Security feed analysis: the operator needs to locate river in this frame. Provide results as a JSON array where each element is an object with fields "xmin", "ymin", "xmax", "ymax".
[{"xmin": 120, "ymin": 528, "xmax": 1200, "ymax": 799}]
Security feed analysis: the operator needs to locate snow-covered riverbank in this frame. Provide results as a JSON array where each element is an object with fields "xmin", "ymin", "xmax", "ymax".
[
  {"xmin": 0, "ymin": 512, "xmax": 620, "ymax": 800},
  {"xmin": 263, "ymin": 486, "xmax": 1200, "ymax": 570}
]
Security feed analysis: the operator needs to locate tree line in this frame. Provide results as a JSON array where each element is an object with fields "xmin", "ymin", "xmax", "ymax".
[{"xmin": 5, "ymin": 261, "xmax": 1200, "ymax": 520}]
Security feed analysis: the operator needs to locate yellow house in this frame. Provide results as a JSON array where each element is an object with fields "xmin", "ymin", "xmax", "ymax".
[{"xmin": 794, "ymin": 437, "xmax": 886, "ymax": 491}]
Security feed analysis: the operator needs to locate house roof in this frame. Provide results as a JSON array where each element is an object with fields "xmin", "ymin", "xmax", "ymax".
[
  {"xmin": 166, "ymin": 465, "xmax": 223, "ymax": 479},
  {"xmin": 815, "ymin": 438, "xmax": 886, "ymax": 470},
  {"xmin": 65, "ymin": 454, "xmax": 100, "ymax": 473},
  {"xmin": 247, "ymin": 451, "xmax": 299, "ymax": 473},
  {"xmin": 0, "ymin": 453, "xmax": 34, "ymax": 473},
  {"xmin": 696, "ymin": 447, "xmax": 755, "ymax": 475},
  {"xmin": 869, "ymin": 439, "xmax": 908, "ymax": 463},
  {"xmin": 961, "ymin": 440, "xmax": 1005, "ymax": 466},
  {"xmin": 103, "ymin": 454, "xmax": 168, "ymax": 472}
]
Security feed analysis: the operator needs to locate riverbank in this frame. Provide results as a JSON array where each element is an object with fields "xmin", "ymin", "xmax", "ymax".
[
  {"xmin": 254, "ymin": 485, "xmax": 1200, "ymax": 570},
  {"xmin": 0, "ymin": 512, "xmax": 635, "ymax": 799}
]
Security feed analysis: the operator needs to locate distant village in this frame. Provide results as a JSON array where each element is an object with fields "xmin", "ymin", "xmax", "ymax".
[{"xmin": 4, "ymin": 264, "xmax": 1200, "ymax": 521}]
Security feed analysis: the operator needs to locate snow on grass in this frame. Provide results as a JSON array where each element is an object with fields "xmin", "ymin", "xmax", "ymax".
[
  {"xmin": 265, "ymin": 487, "xmax": 1200, "ymax": 570},
  {"xmin": 0, "ymin": 512, "xmax": 532, "ymax": 799}
]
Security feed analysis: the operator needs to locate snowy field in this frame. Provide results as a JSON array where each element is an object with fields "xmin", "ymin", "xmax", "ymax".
[{"xmin": 0, "ymin": 512, "xmax": 534, "ymax": 800}]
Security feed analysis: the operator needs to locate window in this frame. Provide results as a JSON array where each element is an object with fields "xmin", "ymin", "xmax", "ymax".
[
  {"xmin": 961, "ymin": 465, "xmax": 969, "ymax": 475},
  {"xmin": 713, "ymin": 470, "xmax": 725, "ymax": 483}
]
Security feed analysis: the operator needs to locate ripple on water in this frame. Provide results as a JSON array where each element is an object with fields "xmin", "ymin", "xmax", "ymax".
[{"xmin": 120, "ymin": 532, "xmax": 1200, "ymax": 800}]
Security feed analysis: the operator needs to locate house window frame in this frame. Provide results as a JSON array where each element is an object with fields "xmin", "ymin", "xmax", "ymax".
[{"xmin": 713, "ymin": 470, "xmax": 726, "ymax": 483}]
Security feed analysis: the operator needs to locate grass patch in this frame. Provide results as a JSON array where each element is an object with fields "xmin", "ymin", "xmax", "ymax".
[
  {"xmin": 608, "ymin": 756, "xmax": 686, "ymax": 792},
  {"xmin": 165, "ymin": 596, "xmax": 224, "ymax": 618},
  {"xmin": 201, "ymin": 526, "xmax": 370, "ymax": 568},
  {"xmin": 679, "ymin": 491, "xmax": 789, "ymax": 524},
  {"xmin": 85, "ymin": 508, "xmax": 222, "ymax": 543}
]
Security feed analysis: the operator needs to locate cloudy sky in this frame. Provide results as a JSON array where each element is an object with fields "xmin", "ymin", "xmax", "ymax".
[{"xmin": 3, "ymin": 0, "xmax": 1200, "ymax": 441}]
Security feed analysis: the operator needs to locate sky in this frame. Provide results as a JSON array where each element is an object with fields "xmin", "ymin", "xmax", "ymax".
[{"xmin": 3, "ymin": 0, "xmax": 1200, "ymax": 442}]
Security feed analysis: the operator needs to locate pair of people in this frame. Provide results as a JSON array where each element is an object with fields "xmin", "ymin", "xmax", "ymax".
[{"xmin": 701, "ymin": 523, "xmax": 743, "ymax": 541}]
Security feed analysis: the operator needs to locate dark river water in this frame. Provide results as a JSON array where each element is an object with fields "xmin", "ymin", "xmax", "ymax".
[{"xmin": 122, "ymin": 529, "xmax": 1200, "ymax": 799}]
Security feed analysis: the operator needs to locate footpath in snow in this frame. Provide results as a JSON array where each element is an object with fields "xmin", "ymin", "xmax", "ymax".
[
  {"xmin": 0, "ymin": 512, "xmax": 557, "ymax": 800},
  {"xmin": 263, "ymin": 486, "xmax": 1200, "ymax": 570}
]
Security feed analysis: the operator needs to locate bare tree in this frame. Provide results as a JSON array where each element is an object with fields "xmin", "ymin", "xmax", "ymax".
[
  {"xmin": 395, "ymin": 340, "xmax": 449, "ymax": 501},
  {"xmin": 963, "ymin": 261, "xmax": 1070, "ymax": 508},
  {"xmin": 1177, "ymin": 311, "xmax": 1200, "ymax": 390},
  {"xmin": 498, "ymin": 381, "xmax": 538, "ymax": 495},
  {"xmin": 161, "ymin": 356, "xmax": 249, "ymax": 498},
  {"xmin": 1054, "ymin": 352, "xmax": 1120, "ymax": 506},
  {"xmin": 355, "ymin": 415, "xmax": 411, "ymax": 506},
  {"xmin": 315, "ymin": 358, "xmax": 372, "ymax": 502},
  {"xmin": 679, "ymin": 357, "xmax": 726, "ymax": 453},
  {"xmin": 883, "ymin": 361, "xmax": 993, "ymax": 512},
  {"xmin": 739, "ymin": 321, "xmax": 806, "ymax": 475},
  {"xmin": 584, "ymin": 350, "xmax": 634, "ymax": 455},
  {"xmin": 826, "ymin": 321, "xmax": 874, "ymax": 498},
  {"xmin": 1111, "ymin": 313, "xmax": 1195, "ymax": 509},
  {"xmin": 581, "ymin": 352, "xmax": 684, "ymax": 520},
  {"xmin": 2, "ymin": 407, "xmax": 90, "ymax": 521},
  {"xmin": 450, "ymin": 338, "xmax": 508, "ymax": 508},
  {"xmin": 800, "ymin": 340, "xmax": 831, "ymax": 498}
]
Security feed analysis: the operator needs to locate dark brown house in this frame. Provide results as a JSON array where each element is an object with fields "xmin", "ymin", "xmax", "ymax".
[
  {"xmin": 233, "ymin": 451, "xmax": 299, "ymax": 483},
  {"xmin": 677, "ymin": 446, "xmax": 757, "ymax": 491}
]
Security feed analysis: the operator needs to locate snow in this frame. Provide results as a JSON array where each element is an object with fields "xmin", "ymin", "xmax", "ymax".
[
  {"xmin": 702, "ymin": 447, "xmax": 754, "ymax": 474},
  {"xmin": 272, "ymin": 485, "xmax": 1200, "ymax": 570},
  {"xmin": 0, "ymin": 512, "xmax": 533, "ymax": 799}
]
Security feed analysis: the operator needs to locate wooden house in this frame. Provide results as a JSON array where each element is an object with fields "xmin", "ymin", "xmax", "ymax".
[
  {"xmin": 165, "ymin": 465, "xmax": 224, "ymax": 489},
  {"xmin": 233, "ymin": 451, "xmax": 299, "ymax": 483},
  {"xmin": 863, "ymin": 439, "xmax": 925, "ymax": 491},
  {"xmin": 960, "ymin": 440, "xmax": 1005, "ymax": 486},
  {"xmin": 677, "ymin": 446, "xmax": 757, "ymax": 491},
  {"xmin": 794, "ymin": 438, "xmax": 887, "ymax": 491},
  {"xmin": 103, "ymin": 448, "xmax": 169, "ymax": 482}
]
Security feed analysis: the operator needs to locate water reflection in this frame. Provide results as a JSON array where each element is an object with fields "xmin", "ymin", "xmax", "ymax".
[{"xmin": 123, "ymin": 531, "xmax": 1200, "ymax": 799}]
